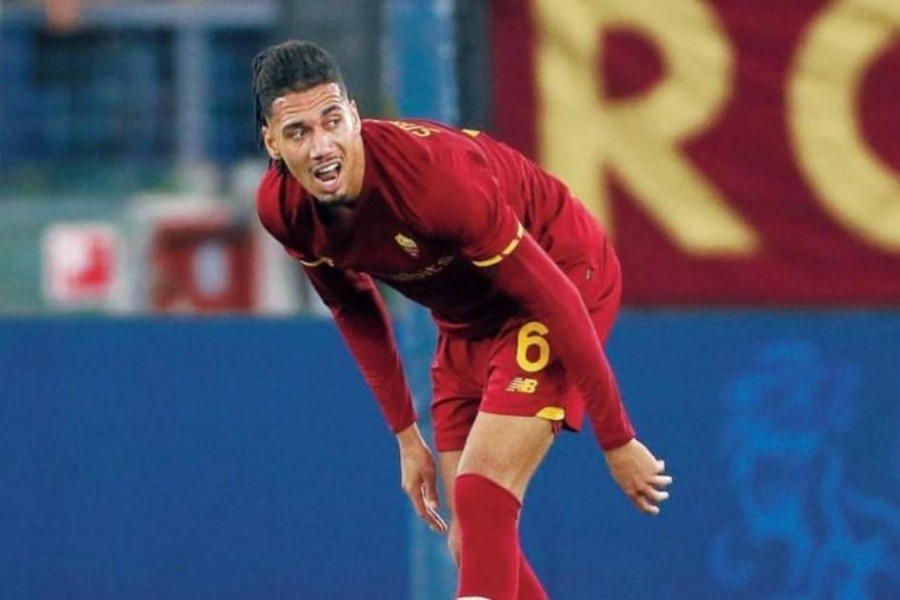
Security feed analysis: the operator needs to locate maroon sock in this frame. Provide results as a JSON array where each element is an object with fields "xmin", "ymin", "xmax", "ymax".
[
  {"xmin": 454, "ymin": 473, "xmax": 522, "ymax": 599},
  {"xmin": 518, "ymin": 554, "xmax": 548, "ymax": 600}
]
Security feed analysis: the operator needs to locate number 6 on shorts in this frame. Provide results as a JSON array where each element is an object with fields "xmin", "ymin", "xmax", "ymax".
[{"xmin": 516, "ymin": 321, "xmax": 550, "ymax": 373}]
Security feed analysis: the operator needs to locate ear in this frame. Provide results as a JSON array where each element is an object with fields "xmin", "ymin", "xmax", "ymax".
[
  {"xmin": 349, "ymin": 99, "xmax": 362, "ymax": 133},
  {"xmin": 261, "ymin": 125, "xmax": 281, "ymax": 161}
]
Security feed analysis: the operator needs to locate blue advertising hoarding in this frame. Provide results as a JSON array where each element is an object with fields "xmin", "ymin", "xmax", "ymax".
[{"xmin": 1, "ymin": 312, "xmax": 899, "ymax": 598}]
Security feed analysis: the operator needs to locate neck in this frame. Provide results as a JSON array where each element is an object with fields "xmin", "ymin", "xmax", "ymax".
[{"xmin": 314, "ymin": 197, "xmax": 357, "ymax": 225}]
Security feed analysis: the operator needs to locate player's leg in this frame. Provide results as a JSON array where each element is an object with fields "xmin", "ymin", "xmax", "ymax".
[
  {"xmin": 431, "ymin": 334, "xmax": 490, "ymax": 565},
  {"xmin": 439, "ymin": 450, "xmax": 463, "ymax": 563},
  {"xmin": 431, "ymin": 330, "xmax": 557, "ymax": 599},
  {"xmin": 441, "ymin": 448, "xmax": 548, "ymax": 600},
  {"xmin": 516, "ymin": 556, "xmax": 547, "ymax": 600},
  {"xmin": 453, "ymin": 412, "xmax": 554, "ymax": 600}
]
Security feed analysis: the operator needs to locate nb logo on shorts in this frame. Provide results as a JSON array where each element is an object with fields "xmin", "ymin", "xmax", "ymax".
[{"xmin": 506, "ymin": 377, "xmax": 539, "ymax": 394}]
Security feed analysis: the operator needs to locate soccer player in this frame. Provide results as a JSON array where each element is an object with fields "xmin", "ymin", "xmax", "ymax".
[{"xmin": 253, "ymin": 40, "xmax": 672, "ymax": 600}]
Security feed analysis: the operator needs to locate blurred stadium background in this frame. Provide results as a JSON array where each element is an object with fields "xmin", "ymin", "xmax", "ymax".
[{"xmin": 2, "ymin": 0, "xmax": 900, "ymax": 598}]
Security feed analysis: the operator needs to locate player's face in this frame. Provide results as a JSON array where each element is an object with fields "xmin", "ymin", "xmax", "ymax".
[{"xmin": 262, "ymin": 83, "xmax": 364, "ymax": 204}]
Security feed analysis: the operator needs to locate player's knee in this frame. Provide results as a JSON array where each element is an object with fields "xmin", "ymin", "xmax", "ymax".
[
  {"xmin": 454, "ymin": 472, "xmax": 521, "ymax": 530},
  {"xmin": 453, "ymin": 472, "xmax": 486, "ymax": 527},
  {"xmin": 454, "ymin": 482, "xmax": 472, "ymax": 522}
]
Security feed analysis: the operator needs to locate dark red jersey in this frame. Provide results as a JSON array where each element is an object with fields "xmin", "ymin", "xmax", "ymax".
[
  {"xmin": 257, "ymin": 119, "xmax": 633, "ymax": 449},
  {"xmin": 257, "ymin": 119, "xmax": 611, "ymax": 339}
]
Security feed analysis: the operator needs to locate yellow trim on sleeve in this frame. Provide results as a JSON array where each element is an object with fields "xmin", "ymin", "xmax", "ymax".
[
  {"xmin": 535, "ymin": 406, "xmax": 566, "ymax": 421},
  {"xmin": 472, "ymin": 222, "xmax": 525, "ymax": 267},
  {"xmin": 472, "ymin": 255, "xmax": 504, "ymax": 268}
]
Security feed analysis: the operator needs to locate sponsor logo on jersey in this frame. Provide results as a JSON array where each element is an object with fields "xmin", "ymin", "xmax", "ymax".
[
  {"xmin": 374, "ymin": 255, "xmax": 455, "ymax": 283},
  {"xmin": 395, "ymin": 233, "xmax": 420, "ymax": 258},
  {"xmin": 506, "ymin": 377, "xmax": 539, "ymax": 394}
]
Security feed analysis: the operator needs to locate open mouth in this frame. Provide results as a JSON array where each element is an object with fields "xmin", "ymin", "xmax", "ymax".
[{"xmin": 313, "ymin": 161, "xmax": 342, "ymax": 185}]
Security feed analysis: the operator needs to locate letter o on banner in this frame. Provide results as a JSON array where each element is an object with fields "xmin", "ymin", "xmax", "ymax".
[{"xmin": 789, "ymin": 0, "xmax": 900, "ymax": 251}]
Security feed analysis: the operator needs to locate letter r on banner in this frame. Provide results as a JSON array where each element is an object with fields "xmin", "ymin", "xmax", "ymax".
[{"xmin": 534, "ymin": 0, "xmax": 759, "ymax": 256}]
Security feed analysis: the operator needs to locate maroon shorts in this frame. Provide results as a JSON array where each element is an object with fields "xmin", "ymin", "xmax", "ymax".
[{"xmin": 430, "ymin": 239, "xmax": 622, "ymax": 452}]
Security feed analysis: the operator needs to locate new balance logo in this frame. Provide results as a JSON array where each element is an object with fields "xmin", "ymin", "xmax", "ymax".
[{"xmin": 506, "ymin": 377, "xmax": 539, "ymax": 394}]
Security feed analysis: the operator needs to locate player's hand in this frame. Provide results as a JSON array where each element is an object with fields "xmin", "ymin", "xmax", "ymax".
[
  {"xmin": 603, "ymin": 438, "xmax": 672, "ymax": 515},
  {"xmin": 396, "ymin": 423, "xmax": 448, "ymax": 533}
]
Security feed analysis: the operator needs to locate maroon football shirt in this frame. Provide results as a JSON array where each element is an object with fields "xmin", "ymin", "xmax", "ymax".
[
  {"xmin": 258, "ymin": 119, "xmax": 633, "ymax": 449},
  {"xmin": 257, "ymin": 118, "xmax": 613, "ymax": 338}
]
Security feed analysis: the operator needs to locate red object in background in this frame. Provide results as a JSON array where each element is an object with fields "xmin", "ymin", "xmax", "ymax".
[
  {"xmin": 151, "ymin": 221, "xmax": 254, "ymax": 313},
  {"xmin": 43, "ymin": 224, "xmax": 118, "ymax": 305}
]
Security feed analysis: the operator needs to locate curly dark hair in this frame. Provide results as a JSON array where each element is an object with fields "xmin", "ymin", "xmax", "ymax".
[{"xmin": 252, "ymin": 40, "xmax": 347, "ymax": 149}]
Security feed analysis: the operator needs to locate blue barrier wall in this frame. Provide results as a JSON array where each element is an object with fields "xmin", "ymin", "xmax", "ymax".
[
  {"xmin": 525, "ymin": 311, "xmax": 900, "ymax": 599},
  {"xmin": 0, "ymin": 319, "xmax": 407, "ymax": 600},
  {"xmin": 2, "ymin": 312, "xmax": 900, "ymax": 599}
]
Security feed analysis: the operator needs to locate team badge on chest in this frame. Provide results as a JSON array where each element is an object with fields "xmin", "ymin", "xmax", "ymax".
[{"xmin": 394, "ymin": 233, "xmax": 420, "ymax": 258}]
